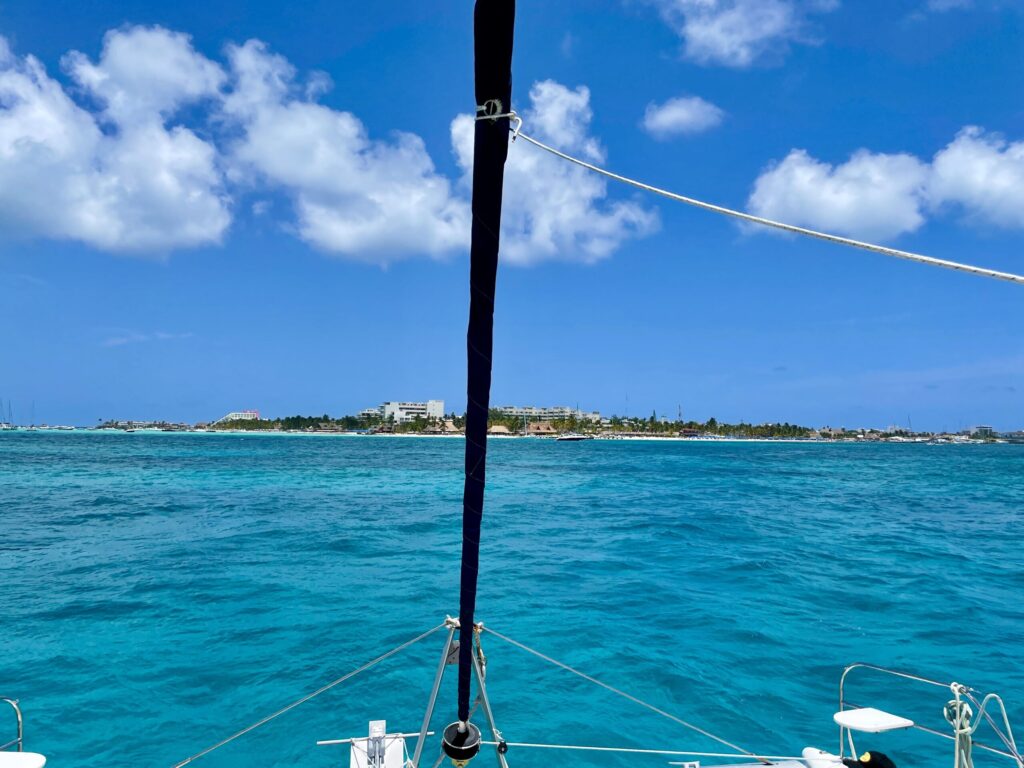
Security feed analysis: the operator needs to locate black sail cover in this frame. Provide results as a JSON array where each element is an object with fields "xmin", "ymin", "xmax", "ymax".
[{"xmin": 458, "ymin": 0, "xmax": 516, "ymax": 723}]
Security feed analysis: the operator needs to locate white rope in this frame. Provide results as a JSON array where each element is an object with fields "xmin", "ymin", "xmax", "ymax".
[
  {"xmin": 482, "ymin": 626, "xmax": 764, "ymax": 762},
  {"xmin": 171, "ymin": 623, "xmax": 445, "ymax": 767},
  {"xmin": 507, "ymin": 122, "xmax": 1024, "ymax": 286},
  {"xmin": 961, "ymin": 690, "xmax": 1024, "ymax": 766},
  {"xmin": 480, "ymin": 740, "xmax": 805, "ymax": 762}
]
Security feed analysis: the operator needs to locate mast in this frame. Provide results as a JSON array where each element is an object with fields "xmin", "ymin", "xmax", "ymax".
[{"xmin": 457, "ymin": 0, "xmax": 515, "ymax": 727}]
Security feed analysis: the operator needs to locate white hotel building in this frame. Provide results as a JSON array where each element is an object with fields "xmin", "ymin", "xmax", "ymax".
[
  {"xmin": 213, "ymin": 410, "xmax": 261, "ymax": 424},
  {"xmin": 361, "ymin": 400, "xmax": 445, "ymax": 424},
  {"xmin": 494, "ymin": 405, "xmax": 601, "ymax": 423}
]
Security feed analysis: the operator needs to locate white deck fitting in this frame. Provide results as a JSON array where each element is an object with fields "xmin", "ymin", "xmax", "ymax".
[
  {"xmin": 834, "ymin": 707, "xmax": 914, "ymax": 733},
  {"xmin": 349, "ymin": 721, "xmax": 405, "ymax": 768},
  {"xmin": 802, "ymin": 747, "xmax": 847, "ymax": 767},
  {"xmin": 0, "ymin": 754, "xmax": 47, "ymax": 768},
  {"xmin": 698, "ymin": 750, "xmax": 843, "ymax": 768}
]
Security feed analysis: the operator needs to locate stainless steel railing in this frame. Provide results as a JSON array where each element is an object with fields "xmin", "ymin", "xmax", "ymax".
[
  {"xmin": 1, "ymin": 698, "xmax": 23, "ymax": 752},
  {"xmin": 838, "ymin": 663, "xmax": 1022, "ymax": 765}
]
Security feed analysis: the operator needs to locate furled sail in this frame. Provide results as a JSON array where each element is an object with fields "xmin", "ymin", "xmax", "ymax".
[{"xmin": 457, "ymin": 0, "xmax": 516, "ymax": 725}]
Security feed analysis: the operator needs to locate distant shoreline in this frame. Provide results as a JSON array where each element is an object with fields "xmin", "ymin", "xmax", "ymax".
[{"xmin": 0, "ymin": 428, "xmax": 1010, "ymax": 445}]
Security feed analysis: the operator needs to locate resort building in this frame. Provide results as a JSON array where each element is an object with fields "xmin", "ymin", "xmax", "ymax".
[
  {"xmin": 213, "ymin": 410, "xmax": 261, "ymax": 424},
  {"xmin": 526, "ymin": 422, "xmax": 557, "ymax": 436},
  {"xmin": 972, "ymin": 425, "xmax": 995, "ymax": 438},
  {"xmin": 494, "ymin": 405, "xmax": 601, "ymax": 423},
  {"xmin": 362, "ymin": 400, "xmax": 445, "ymax": 424},
  {"xmin": 426, "ymin": 419, "xmax": 462, "ymax": 434}
]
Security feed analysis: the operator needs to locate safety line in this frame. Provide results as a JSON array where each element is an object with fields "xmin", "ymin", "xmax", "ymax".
[
  {"xmin": 508, "ymin": 125, "xmax": 1024, "ymax": 286},
  {"xmin": 482, "ymin": 626, "xmax": 765, "ymax": 762},
  {"xmin": 170, "ymin": 623, "xmax": 445, "ymax": 767},
  {"xmin": 481, "ymin": 740, "xmax": 805, "ymax": 761}
]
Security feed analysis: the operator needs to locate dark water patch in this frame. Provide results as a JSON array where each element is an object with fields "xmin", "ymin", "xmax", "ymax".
[{"xmin": 33, "ymin": 598, "xmax": 154, "ymax": 621}]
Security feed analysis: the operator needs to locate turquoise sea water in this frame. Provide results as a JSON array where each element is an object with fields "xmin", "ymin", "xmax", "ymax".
[{"xmin": 1, "ymin": 432, "xmax": 1022, "ymax": 768}]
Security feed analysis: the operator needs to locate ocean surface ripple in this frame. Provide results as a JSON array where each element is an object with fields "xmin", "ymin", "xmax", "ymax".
[{"xmin": 1, "ymin": 433, "xmax": 1021, "ymax": 768}]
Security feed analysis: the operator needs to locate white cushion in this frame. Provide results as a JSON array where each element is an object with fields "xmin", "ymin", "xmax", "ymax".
[{"xmin": 834, "ymin": 707, "xmax": 914, "ymax": 733}]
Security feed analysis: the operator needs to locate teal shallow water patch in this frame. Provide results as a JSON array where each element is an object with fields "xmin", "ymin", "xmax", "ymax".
[{"xmin": 1, "ymin": 433, "xmax": 1021, "ymax": 768}]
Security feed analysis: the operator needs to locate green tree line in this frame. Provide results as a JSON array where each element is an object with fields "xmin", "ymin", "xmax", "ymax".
[{"xmin": 209, "ymin": 409, "xmax": 813, "ymax": 438}]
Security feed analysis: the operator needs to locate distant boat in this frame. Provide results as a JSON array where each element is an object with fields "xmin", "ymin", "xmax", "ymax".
[
  {"xmin": 0, "ymin": 396, "xmax": 14, "ymax": 429},
  {"xmin": 556, "ymin": 433, "xmax": 594, "ymax": 442}
]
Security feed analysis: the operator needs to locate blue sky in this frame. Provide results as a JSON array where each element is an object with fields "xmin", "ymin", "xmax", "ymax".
[{"xmin": 0, "ymin": 0, "xmax": 1021, "ymax": 431}]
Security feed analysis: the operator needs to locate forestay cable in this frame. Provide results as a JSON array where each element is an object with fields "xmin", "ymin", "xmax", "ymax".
[
  {"xmin": 505, "ymin": 121, "xmax": 1024, "ymax": 286},
  {"xmin": 171, "ymin": 623, "xmax": 445, "ymax": 767}
]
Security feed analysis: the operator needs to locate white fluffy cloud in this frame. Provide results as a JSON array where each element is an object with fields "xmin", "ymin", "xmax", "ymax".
[
  {"xmin": 748, "ymin": 127, "xmax": 1024, "ymax": 241},
  {"xmin": 1, "ymin": 29, "xmax": 653, "ymax": 266},
  {"xmin": 451, "ymin": 81, "xmax": 657, "ymax": 265},
  {"xmin": 0, "ymin": 27, "xmax": 230, "ymax": 252},
  {"xmin": 748, "ymin": 149, "xmax": 930, "ymax": 240},
  {"xmin": 63, "ymin": 27, "xmax": 224, "ymax": 123},
  {"xmin": 222, "ymin": 40, "xmax": 469, "ymax": 262},
  {"xmin": 4, "ymin": 25, "xmax": 1022, "ymax": 264},
  {"xmin": 643, "ymin": 95, "xmax": 724, "ymax": 138},
  {"xmin": 649, "ymin": 0, "xmax": 836, "ymax": 67},
  {"xmin": 929, "ymin": 127, "xmax": 1024, "ymax": 229}
]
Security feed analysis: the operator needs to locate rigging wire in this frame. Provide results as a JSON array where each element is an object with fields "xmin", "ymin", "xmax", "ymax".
[
  {"xmin": 479, "ymin": 745, "xmax": 806, "ymax": 765},
  {"xmin": 482, "ymin": 626, "xmax": 766, "ymax": 762},
  {"xmin": 480, "ymin": 740, "xmax": 806, "ymax": 761},
  {"xmin": 487, "ymin": 112, "xmax": 1024, "ymax": 286},
  {"xmin": 170, "ymin": 623, "xmax": 445, "ymax": 768}
]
